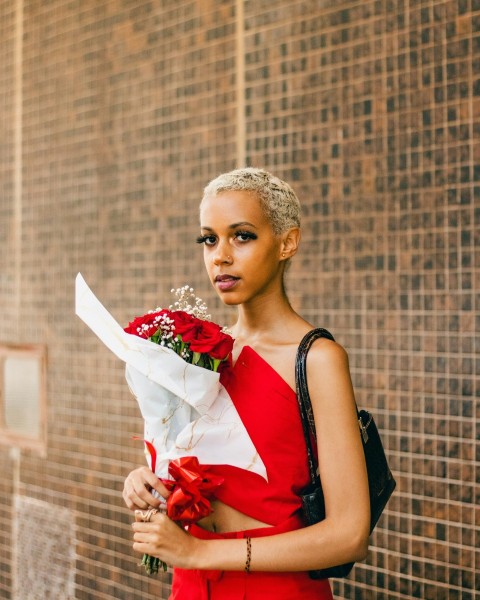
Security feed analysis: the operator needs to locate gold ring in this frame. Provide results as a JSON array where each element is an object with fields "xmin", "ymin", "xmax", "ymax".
[{"xmin": 137, "ymin": 508, "xmax": 158, "ymax": 522}]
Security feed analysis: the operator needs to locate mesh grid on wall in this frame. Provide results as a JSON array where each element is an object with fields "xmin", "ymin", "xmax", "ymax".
[{"xmin": 13, "ymin": 496, "xmax": 75, "ymax": 600}]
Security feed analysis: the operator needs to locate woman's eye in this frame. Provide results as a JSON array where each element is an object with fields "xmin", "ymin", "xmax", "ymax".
[
  {"xmin": 196, "ymin": 235, "xmax": 217, "ymax": 246},
  {"xmin": 235, "ymin": 231, "xmax": 257, "ymax": 242}
]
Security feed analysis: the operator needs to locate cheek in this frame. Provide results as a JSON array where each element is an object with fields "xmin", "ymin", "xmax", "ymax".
[
  {"xmin": 248, "ymin": 240, "xmax": 278, "ymax": 260},
  {"xmin": 203, "ymin": 249, "xmax": 215, "ymax": 275}
]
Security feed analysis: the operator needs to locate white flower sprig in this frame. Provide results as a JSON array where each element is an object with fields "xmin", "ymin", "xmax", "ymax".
[
  {"xmin": 168, "ymin": 286, "xmax": 211, "ymax": 321},
  {"xmin": 139, "ymin": 287, "xmax": 212, "ymax": 360},
  {"xmin": 136, "ymin": 313, "xmax": 175, "ymax": 340}
]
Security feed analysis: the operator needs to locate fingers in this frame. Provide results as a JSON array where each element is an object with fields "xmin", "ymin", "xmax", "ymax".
[
  {"xmin": 131, "ymin": 513, "xmax": 176, "ymax": 559},
  {"xmin": 132, "ymin": 512, "xmax": 166, "ymax": 553},
  {"xmin": 123, "ymin": 482, "xmax": 156, "ymax": 511},
  {"xmin": 123, "ymin": 466, "xmax": 169, "ymax": 511},
  {"xmin": 132, "ymin": 525, "xmax": 156, "ymax": 551},
  {"xmin": 130, "ymin": 512, "xmax": 195, "ymax": 570},
  {"xmin": 134, "ymin": 508, "xmax": 164, "ymax": 523}
]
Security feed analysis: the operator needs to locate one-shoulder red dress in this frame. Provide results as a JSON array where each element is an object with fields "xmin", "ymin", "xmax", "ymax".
[{"xmin": 170, "ymin": 346, "xmax": 333, "ymax": 599}]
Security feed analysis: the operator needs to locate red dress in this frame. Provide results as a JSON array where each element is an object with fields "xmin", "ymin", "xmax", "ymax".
[{"xmin": 170, "ymin": 346, "xmax": 333, "ymax": 599}]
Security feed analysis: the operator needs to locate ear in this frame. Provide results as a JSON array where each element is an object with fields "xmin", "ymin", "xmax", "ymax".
[{"xmin": 279, "ymin": 227, "xmax": 301, "ymax": 260}]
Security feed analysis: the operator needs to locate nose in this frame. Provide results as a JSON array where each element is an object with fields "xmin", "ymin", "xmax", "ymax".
[{"xmin": 213, "ymin": 243, "xmax": 232, "ymax": 265}]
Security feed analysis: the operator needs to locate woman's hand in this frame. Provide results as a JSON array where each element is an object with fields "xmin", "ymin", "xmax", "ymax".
[
  {"xmin": 132, "ymin": 511, "xmax": 200, "ymax": 570},
  {"xmin": 123, "ymin": 466, "xmax": 171, "ymax": 511}
]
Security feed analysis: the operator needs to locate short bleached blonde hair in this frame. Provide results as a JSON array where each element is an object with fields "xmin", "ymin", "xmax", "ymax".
[{"xmin": 201, "ymin": 167, "xmax": 301, "ymax": 235}]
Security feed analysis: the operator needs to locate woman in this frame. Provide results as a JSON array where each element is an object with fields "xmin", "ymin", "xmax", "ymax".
[{"xmin": 123, "ymin": 168, "xmax": 370, "ymax": 599}]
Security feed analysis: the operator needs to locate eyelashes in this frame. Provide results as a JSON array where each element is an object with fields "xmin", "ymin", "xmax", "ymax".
[
  {"xmin": 196, "ymin": 234, "xmax": 214, "ymax": 245},
  {"xmin": 235, "ymin": 231, "xmax": 257, "ymax": 241},
  {"xmin": 196, "ymin": 231, "xmax": 257, "ymax": 245}
]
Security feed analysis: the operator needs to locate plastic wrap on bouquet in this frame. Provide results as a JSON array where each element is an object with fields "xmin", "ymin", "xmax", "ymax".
[{"xmin": 75, "ymin": 273, "xmax": 267, "ymax": 481}]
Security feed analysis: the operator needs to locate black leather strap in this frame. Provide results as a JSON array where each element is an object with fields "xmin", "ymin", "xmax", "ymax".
[{"xmin": 295, "ymin": 328, "xmax": 335, "ymax": 486}]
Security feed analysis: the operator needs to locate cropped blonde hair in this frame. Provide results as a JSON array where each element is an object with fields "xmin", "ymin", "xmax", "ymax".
[{"xmin": 202, "ymin": 167, "xmax": 301, "ymax": 235}]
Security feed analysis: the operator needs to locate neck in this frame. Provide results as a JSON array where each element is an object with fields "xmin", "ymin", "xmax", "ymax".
[{"xmin": 232, "ymin": 285, "xmax": 299, "ymax": 344}]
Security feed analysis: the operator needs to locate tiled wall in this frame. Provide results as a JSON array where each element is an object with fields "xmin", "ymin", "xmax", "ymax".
[{"xmin": 0, "ymin": 1, "xmax": 478, "ymax": 598}]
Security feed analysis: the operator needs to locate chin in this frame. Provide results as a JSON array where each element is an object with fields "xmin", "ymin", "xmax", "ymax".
[
  {"xmin": 217, "ymin": 293, "xmax": 242, "ymax": 306},
  {"xmin": 212, "ymin": 286, "xmax": 244, "ymax": 306}
]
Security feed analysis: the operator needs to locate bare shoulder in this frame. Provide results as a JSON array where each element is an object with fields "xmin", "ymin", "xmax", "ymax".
[
  {"xmin": 305, "ymin": 338, "xmax": 355, "ymax": 413},
  {"xmin": 306, "ymin": 337, "xmax": 350, "ymax": 370}
]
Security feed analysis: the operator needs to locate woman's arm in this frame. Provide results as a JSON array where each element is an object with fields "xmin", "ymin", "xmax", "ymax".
[
  {"xmin": 303, "ymin": 338, "xmax": 371, "ymax": 562},
  {"xmin": 131, "ymin": 339, "xmax": 370, "ymax": 572}
]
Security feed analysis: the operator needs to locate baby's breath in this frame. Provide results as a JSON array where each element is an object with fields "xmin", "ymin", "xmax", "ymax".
[{"xmin": 169, "ymin": 286, "xmax": 211, "ymax": 321}]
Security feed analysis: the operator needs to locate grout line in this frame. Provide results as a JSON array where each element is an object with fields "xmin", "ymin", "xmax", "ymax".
[
  {"xmin": 14, "ymin": 0, "xmax": 23, "ymax": 326},
  {"xmin": 235, "ymin": 0, "xmax": 246, "ymax": 167}
]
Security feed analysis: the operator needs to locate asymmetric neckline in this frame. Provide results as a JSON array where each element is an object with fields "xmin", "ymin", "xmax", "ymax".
[
  {"xmin": 233, "ymin": 345, "xmax": 296, "ymax": 397},
  {"xmin": 212, "ymin": 342, "xmax": 311, "ymax": 526}
]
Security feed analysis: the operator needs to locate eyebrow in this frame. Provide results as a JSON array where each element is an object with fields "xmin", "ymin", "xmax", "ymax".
[{"xmin": 201, "ymin": 221, "xmax": 258, "ymax": 231}]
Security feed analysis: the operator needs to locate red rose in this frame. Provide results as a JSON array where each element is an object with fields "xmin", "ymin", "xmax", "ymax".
[
  {"xmin": 124, "ymin": 310, "xmax": 166, "ymax": 338},
  {"xmin": 125, "ymin": 308, "xmax": 233, "ymax": 362},
  {"xmin": 168, "ymin": 311, "xmax": 202, "ymax": 342},
  {"xmin": 188, "ymin": 320, "xmax": 234, "ymax": 359}
]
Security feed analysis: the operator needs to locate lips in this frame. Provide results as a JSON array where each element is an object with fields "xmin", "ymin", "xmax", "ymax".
[{"xmin": 215, "ymin": 274, "xmax": 240, "ymax": 291}]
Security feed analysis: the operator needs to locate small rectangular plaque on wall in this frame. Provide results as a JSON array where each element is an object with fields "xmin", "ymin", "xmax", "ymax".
[{"xmin": 0, "ymin": 344, "xmax": 47, "ymax": 454}]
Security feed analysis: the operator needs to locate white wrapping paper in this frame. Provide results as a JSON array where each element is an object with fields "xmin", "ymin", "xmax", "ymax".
[{"xmin": 75, "ymin": 273, "xmax": 267, "ymax": 481}]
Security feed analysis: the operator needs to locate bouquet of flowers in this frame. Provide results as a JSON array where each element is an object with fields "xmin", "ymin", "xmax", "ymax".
[
  {"xmin": 124, "ymin": 285, "xmax": 233, "ymax": 371},
  {"xmin": 124, "ymin": 286, "xmax": 232, "ymax": 573},
  {"xmin": 75, "ymin": 274, "xmax": 267, "ymax": 573}
]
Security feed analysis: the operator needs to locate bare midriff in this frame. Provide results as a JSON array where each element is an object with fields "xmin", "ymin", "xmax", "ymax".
[{"xmin": 197, "ymin": 499, "xmax": 273, "ymax": 533}]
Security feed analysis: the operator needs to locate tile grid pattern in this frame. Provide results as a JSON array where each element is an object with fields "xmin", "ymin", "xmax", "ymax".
[{"xmin": 0, "ymin": 1, "xmax": 478, "ymax": 598}]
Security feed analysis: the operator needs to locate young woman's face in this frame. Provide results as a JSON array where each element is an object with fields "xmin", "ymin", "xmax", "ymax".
[{"xmin": 198, "ymin": 191, "xmax": 285, "ymax": 306}]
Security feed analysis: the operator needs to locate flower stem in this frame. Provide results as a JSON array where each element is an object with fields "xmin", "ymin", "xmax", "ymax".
[{"xmin": 141, "ymin": 553, "xmax": 167, "ymax": 575}]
